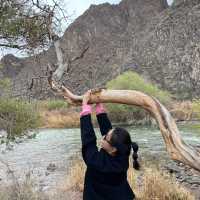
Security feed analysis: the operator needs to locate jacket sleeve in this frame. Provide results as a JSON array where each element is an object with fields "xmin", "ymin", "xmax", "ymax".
[
  {"xmin": 80, "ymin": 114, "xmax": 104, "ymax": 169},
  {"xmin": 96, "ymin": 113, "xmax": 112, "ymax": 136}
]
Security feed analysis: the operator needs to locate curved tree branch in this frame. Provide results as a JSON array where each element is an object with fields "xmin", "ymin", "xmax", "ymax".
[{"xmin": 48, "ymin": 77, "xmax": 200, "ymax": 172}]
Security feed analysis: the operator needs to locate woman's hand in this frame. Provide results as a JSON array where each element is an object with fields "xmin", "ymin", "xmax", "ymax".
[{"xmin": 82, "ymin": 90, "xmax": 92, "ymax": 105}]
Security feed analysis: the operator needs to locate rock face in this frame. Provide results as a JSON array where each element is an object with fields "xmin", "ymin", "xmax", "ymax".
[{"xmin": 1, "ymin": 0, "xmax": 200, "ymax": 99}]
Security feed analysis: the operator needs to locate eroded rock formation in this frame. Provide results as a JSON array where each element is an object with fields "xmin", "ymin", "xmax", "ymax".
[{"xmin": 1, "ymin": 0, "xmax": 200, "ymax": 99}]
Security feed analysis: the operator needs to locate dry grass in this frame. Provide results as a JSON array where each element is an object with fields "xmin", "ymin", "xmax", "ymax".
[
  {"xmin": 0, "ymin": 159, "xmax": 48, "ymax": 200},
  {"xmin": 39, "ymin": 110, "xmax": 80, "ymax": 128},
  {"xmin": 50, "ymin": 158, "xmax": 85, "ymax": 200},
  {"xmin": 0, "ymin": 177, "xmax": 47, "ymax": 200},
  {"xmin": 62, "ymin": 158, "xmax": 86, "ymax": 193},
  {"xmin": 39, "ymin": 109, "xmax": 100, "ymax": 129},
  {"xmin": 0, "ymin": 159, "xmax": 195, "ymax": 200},
  {"xmin": 37, "ymin": 99, "xmax": 200, "ymax": 128},
  {"xmin": 128, "ymin": 167, "xmax": 194, "ymax": 200},
  {"xmin": 37, "ymin": 100, "xmax": 80, "ymax": 129},
  {"xmin": 170, "ymin": 101, "xmax": 193, "ymax": 121},
  {"xmin": 62, "ymin": 159, "xmax": 195, "ymax": 200}
]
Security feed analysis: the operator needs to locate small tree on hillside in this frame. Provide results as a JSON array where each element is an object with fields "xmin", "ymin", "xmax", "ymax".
[{"xmin": 0, "ymin": 0, "xmax": 67, "ymax": 52}]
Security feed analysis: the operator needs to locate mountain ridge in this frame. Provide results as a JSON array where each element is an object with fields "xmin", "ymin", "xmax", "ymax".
[{"xmin": 1, "ymin": 0, "xmax": 200, "ymax": 99}]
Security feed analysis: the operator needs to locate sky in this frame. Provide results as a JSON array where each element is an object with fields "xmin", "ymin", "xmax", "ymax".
[
  {"xmin": 66, "ymin": 0, "xmax": 173, "ymax": 20},
  {"xmin": 0, "ymin": 0, "xmax": 174, "ymax": 59},
  {"xmin": 66, "ymin": 0, "xmax": 121, "ymax": 18}
]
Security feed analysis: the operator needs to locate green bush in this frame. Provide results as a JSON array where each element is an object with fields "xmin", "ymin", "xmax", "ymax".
[
  {"xmin": 107, "ymin": 71, "xmax": 172, "ymax": 103},
  {"xmin": 45, "ymin": 100, "xmax": 68, "ymax": 111},
  {"xmin": 0, "ymin": 78, "xmax": 11, "ymax": 96},
  {"xmin": 106, "ymin": 71, "xmax": 172, "ymax": 123},
  {"xmin": 192, "ymin": 100, "xmax": 200, "ymax": 117},
  {"xmin": 0, "ymin": 98, "xmax": 41, "ymax": 139},
  {"xmin": 0, "ymin": 78, "xmax": 11, "ymax": 89}
]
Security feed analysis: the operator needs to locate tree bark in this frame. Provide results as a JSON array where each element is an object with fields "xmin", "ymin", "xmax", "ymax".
[
  {"xmin": 52, "ymin": 41, "xmax": 89, "ymax": 81},
  {"xmin": 53, "ymin": 39, "xmax": 69, "ymax": 81},
  {"xmin": 48, "ymin": 79, "xmax": 200, "ymax": 172}
]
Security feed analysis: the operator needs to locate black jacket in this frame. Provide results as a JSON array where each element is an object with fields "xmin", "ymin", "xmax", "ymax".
[{"xmin": 80, "ymin": 113, "xmax": 135, "ymax": 200}]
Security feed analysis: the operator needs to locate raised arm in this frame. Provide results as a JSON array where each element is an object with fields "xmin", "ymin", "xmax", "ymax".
[
  {"xmin": 96, "ymin": 103, "xmax": 112, "ymax": 136},
  {"xmin": 80, "ymin": 91, "xmax": 104, "ymax": 169}
]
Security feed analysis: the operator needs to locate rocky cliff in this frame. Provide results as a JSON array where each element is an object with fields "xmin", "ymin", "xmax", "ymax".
[{"xmin": 1, "ymin": 0, "xmax": 200, "ymax": 99}]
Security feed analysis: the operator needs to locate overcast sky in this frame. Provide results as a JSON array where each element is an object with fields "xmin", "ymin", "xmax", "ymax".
[
  {"xmin": 67, "ymin": 0, "xmax": 173, "ymax": 20},
  {"xmin": 0, "ymin": 0, "xmax": 174, "ymax": 58}
]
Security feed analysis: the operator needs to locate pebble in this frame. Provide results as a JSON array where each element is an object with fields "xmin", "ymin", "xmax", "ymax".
[
  {"xmin": 45, "ymin": 171, "xmax": 50, "ymax": 176},
  {"xmin": 47, "ymin": 163, "xmax": 56, "ymax": 172},
  {"xmin": 5, "ymin": 143, "xmax": 14, "ymax": 151},
  {"xmin": 15, "ymin": 138, "xmax": 24, "ymax": 144},
  {"xmin": 191, "ymin": 184, "xmax": 199, "ymax": 189},
  {"xmin": 163, "ymin": 161, "xmax": 200, "ymax": 199}
]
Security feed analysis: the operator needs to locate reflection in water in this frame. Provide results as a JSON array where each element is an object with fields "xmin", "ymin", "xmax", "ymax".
[{"xmin": 0, "ymin": 126, "xmax": 199, "ymax": 191}]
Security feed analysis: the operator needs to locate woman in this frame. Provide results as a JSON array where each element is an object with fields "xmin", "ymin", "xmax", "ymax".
[{"xmin": 80, "ymin": 90, "xmax": 140, "ymax": 200}]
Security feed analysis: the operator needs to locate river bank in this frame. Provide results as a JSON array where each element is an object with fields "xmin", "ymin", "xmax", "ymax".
[
  {"xmin": 162, "ymin": 160, "xmax": 200, "ymax": 199},
  {"xmin": 0, "ymin": 156, "xmax": 198, "ymax": 200},
  {"xmin": 1, "ymin": 96, "xmax": 200, "ymax": 139},
  {"xmin": 52, "ymin": 158, "xmax": 197, "ymax": 200},
  {"xmin": 0, "ymin": 126, "xmax": 199, "ymax": 199},
  {"xmin": 35, "ymin": 98, "xmax": 200, "ymax": 129},
  {"xmin": 0, "ymin": 97, "xmax": 199, "ymax": 199},
  {"xmin": 38, "ymin": 104, "xmax": 200, "ymax": 129}
]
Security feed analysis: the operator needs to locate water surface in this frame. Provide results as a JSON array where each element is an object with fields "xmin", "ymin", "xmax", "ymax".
[{"xmin": 0, "ymin": 125, "xmax": 199, "ymax": 191}]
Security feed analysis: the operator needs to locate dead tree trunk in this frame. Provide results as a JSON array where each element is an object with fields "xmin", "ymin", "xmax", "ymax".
[
  {"xmin": 48, "ymin": 79, "xmax": 200, "ymax": 172},
  {"xmin": 52, "ymin": 39, "xmax": 89, "ymax": 81},
  {"xmin": 53, "ymin": 39, "xmax": 69, "ymax": 81}
]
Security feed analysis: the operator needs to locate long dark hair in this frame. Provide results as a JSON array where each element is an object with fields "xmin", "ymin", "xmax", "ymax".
[{"xmin": 110, "ymin": 127, "xmax": 140, "ymax": 170}]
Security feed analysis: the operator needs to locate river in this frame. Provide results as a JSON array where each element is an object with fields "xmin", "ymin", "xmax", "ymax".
[{"xmin": 0, "ymin": 125, "xmax": 199, "ymax": 192}]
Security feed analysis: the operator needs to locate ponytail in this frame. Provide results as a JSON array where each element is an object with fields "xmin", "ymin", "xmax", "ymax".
[
  {"xmin": 131, "ymin": 142, "xmax": 140, "ymax": 170},
  {"xmin": 111, "ymin": 127, "xmax": 140, "ymax": 170}
]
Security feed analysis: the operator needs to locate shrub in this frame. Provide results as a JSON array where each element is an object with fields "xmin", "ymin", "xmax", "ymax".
[
  {"xmin": 0, "ymin": 98, "xmax": 41, "ymax": 139},
  {"xmin": 65, "ymin": 157, "xmax": 85, "ymax": 192},
  {"xmin": 133, "ymin": 168, "xmax": 194, "ymax": 200},
  {"xmin": 192, "ymin": 99, "xmax": 200, "ymax": 118},
  {"xmin": 105, "ymin": 71, "xmax": 172, "ymax": 123},
  {"xmin": 39, "ymin": 100, "xmax": 68, "ymax": 111},
  {"xmin": 0, "ymin": 166, "xmax": 47, "ymax": 200},
  {"xmin": 0, "ymin": 78, "xmax": 11, "ymax": 89},
  {"xmin": 107, "ymin": 71, "xmax": 172, "ymax": 104},
  {"xmin": 0, "ymin": 78, "xmax": 11, "ymax": 96}
]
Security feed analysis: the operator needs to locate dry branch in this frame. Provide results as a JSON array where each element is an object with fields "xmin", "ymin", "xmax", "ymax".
[{"xmin": 48, "ymin": 76, "xmax": 200, "ymax": 172}]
